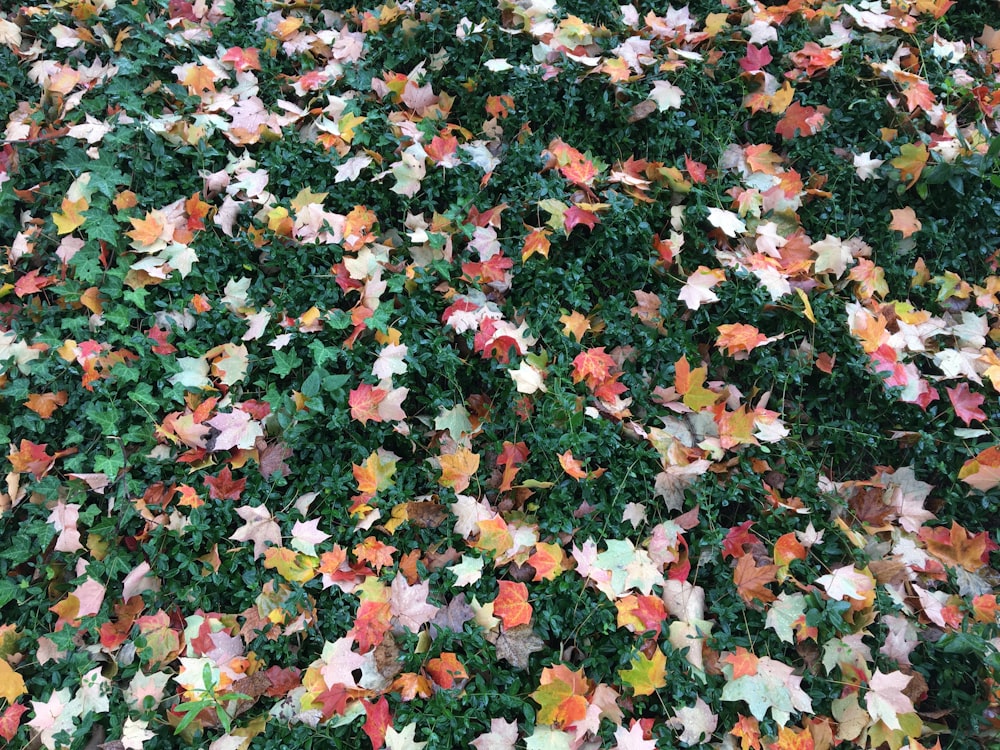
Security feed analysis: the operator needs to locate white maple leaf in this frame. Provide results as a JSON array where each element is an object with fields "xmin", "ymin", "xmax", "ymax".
[
  {"xmin": 230, "ymin": 505, "xmax": 282, "ymax": 559},
  {"xmin": 678, "ymin": 266, "xmax": 726, "ymax": 310},
  {"xmin": 706, "ymin": 207, "xmax": 746, "ymax": 237},
  {"xmin": 648, "ymin": 80, "xmax": 683, "ymax": 111},
  {"xmin": 865, "ymin": 669, "xmax": 914, "ymax": 730}
]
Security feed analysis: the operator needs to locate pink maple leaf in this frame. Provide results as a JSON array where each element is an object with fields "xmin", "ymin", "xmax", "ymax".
[{"xmin": 946, "ymin": 382, "xmax": 986, "ymax": 426}]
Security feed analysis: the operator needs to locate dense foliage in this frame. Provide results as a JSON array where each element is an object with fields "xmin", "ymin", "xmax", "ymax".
[{"xmin": 1, "ymin": 0, "xmax": 1000, "ymax": 748}]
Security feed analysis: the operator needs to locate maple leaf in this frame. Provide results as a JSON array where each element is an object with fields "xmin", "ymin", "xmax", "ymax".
[
  {"xmin": 0, "ymin": 703, "xmax": 28, "ymax": 743},
  {"xmin": 14, "ymin": 269, "xmax": 57, "ymax": 298},
  {"xmin": 707, "ymin": 207, "xmax": 746, "ymax": 238},
  {"xmin": 558, "ymin": 450, "xmax": 605, "ymax": 481},
  {"xmin": 730, "ymin": 714, "xmax": 762, "ymax": 750},
  {"xmin": 674, "ymin": 356, "xmax": 718, "ymax": 411},
  {"xmin": 865, "ymin": 669, "xmax": 914, "ymax": 731},
  {"xmin": 230, "ymin": 504, "xmax": 282, "ymax": 559},
  {"xmin": 920, "ymin": 521, "xmax": 996, "ymax": 572},
  {"xmin": 0, "ymin": 659, "xmax": 26, "ymax": 703},
  {"xmin": 775, "ymin": 102, "xmax": 828, "ymax": 139},
  {"xmin": 571, "ymin": 347, "xmax": 615, "ymax": 387},
  {"xmin": 563, "ymin": 205, "xmax": 600, "ymax": 233},
  {"xmin": 389, "ymin": 575, "xmax": 440, "ymax": 632},
  {"xmin": 264, "ymin": 547, "xmax": 317, "ymax": 583},
  {"xmin": 946, "ymin": 383, "xmax": 986, "ymax": 426},
  {"xmin": 740, "ymin": 44, "xmax": 773, "ymax": 73},
  {"xmin": 679, "ymin": 266, "xmax": 726, "ymax": 310},
  {"xmin": 890, "ymin": 143, "xmax": 929, "ymax": 190},
  {"xmin": 425, "ymin": 652, "xmax": 468, "ymax": 689},
  {"xmin": 363, "ymin": 697, "xmax": 392, "ymax": 750},
  {"xmin": 612, "ymin": 722, "xmax": 657, "ymax": 750},
  {"xmin": 669, "ymin": 696, "xmax": 719, "ymax": 745},
  {"xmin": 531, "ymin": 665, "xmax": 592, "ymax": 728},
  {"xmin": 767, "ymin": 725, "xmax": 813, "ymax": 750},
  {"xmin": 52, "ymin": 196, "xmax": 88, "ymax": 235},
  {"xmin": 220, "ymin": 46, "xmax": 261, "ymax": 72},
  {"xmin": 489, "ymin": 623, "xmax": 545, "ymax": 670},
  {"xmin": 472, "ymin": 718, "xmax": 519, "ymax": 750},
  {"xmin": 733, "ymin": 554, "xmax": 778, "ymax": 605},
  {"xmin": 958, "ymin": 445, "xmax": 1000, "ymax": 491},
  {"xmin": 559, "ymin": 311, "xmax": 591, "ymax": 341},
  {"xmin": 207, "ymin": 408, "xmax": 263, "ymax": 451},
  {"xmin": 528, "ymin": 542, "xmax": 567, "ymax": 581},
  {"xmin": 649, "ymin": 80, "xmax": 684, "ymax": 111},
  {"xmin": 203, "ymin": 467, "xmax": 246, "ymax": 501},
  {"xmin": 439, "ymin": 448, "xmax": 480, "ymax": 493},
  {"xmin": 815, "ymin": 565, "xmax": 875, "ymax": 609},
  {"xmin": 889, "ymin": 207, "xmax": 922, "ymax": 238},
  {"xmin": 620, "ymin": 647, "xmax": 666, "ymax": 697},
  {"xmin": 385, "ymin": 723, "xmax": 427, "ymax": 750},
  {"xmin": 721, "ymin": 655, "xmax": 813, "ymax": 725},
  {"xmin": 24, "ymin": 391, "xmax": 68, "ymax": 419},
  {"xmin": 493, "ymin": 581, "xmax": 533, "ymax": 628},
  {"xmin": 350, "ymin": 383, "xmax": 388, "ymax": 424},
  {"xmin": 716, "ymin": 323, "xmax": 771, "ymax": 358}
]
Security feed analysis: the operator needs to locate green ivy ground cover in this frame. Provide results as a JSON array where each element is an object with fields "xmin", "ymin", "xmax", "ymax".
[{"xmin": 1, "ymin": 0, "xmax": 1000, "ymax": 748}]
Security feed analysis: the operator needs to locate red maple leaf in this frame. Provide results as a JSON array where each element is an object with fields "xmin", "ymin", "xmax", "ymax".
[
  {"xmin": 14, "ymin": 269, "xmax": 57, "ymax": 298},
  {"xmin": 496, "ymin": 441, "xmax": 529, "ymax": 492},
  {"xmin": 739, "ymin": 44, "xmax": 772, "ymax": 73},
  {"xmin": 0, "ymin": 704, "xmax": 28, "ymax": 743},
  {"xmin": 564, "ymin": 206, "xmax": 600, "ymax": 233},
  {"xmin": 775, "ymin": 102, "xmax": 829, "ymax": 140},
  {"xmin": 362, "ymin": 696, "xmax": 392, "ymax": 750},
  {"xmin": 203, "ymin": 466, "xmax": 246, "ymax": 501}
]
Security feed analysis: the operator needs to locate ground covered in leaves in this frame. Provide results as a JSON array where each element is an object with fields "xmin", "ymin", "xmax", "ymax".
[{"xmin": 2, "ymin": 0, "xmax": 1000, "ymax": 748}]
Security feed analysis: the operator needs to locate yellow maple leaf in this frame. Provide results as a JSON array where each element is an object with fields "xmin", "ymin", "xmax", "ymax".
[
  {"xmin": 52, "ymin": 196, "xmax": 88, "ymax": 235},
  {"xmin": 0, "ymin": 659, "xmax": 26, "ymax": 703}
]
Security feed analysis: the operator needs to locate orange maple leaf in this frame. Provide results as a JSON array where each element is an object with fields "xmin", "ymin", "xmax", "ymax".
[
  {"xmin": 920, "ymin": 521, "xmax": 996, "ymax": 572},
  {"xmin": 559, "ymin": 311, "xmax": 591, "ymax": 341},
  {"xmin": 425, "ymin": 653, "xmax": 468, "ymax": 689},
  {"xmin": 890, "ymin": 143, "xmax": 929, "ymax": 190},
  {"xmin": 24, "ymin": 391, "xmax": 68, "ymax": 419},
  {"xmin": 716, "ymin": 323, "xmax": 769, "ymax": 358},
  {"xmin": 349, "ymin": 383, "xmax": 387, "ymax": 424},
  {"xmin": 722, "ymin": 648, "xmax": 760, "ymax": 679},
  {"xmin": 127, "ymin": 210, "xmax": 171, "ymax": 249},
  {"xmin": 571, "ymin": 347, "xmax": 615, "ymax": 389},
  {"xmin": 889, "ymin": 207, "xmax": 922, "ymax": 238},
  {"xmin": 439, "ymin": 448, "xmax": 480, "ymax": 493},
  {"xmin": 531, "ymin": 665, "xmax": 592, "ymax": 728},
  {"xmin": 733, "ymin": 554, "xmax": 778, "ymax": 605},
  {"xmin": 493, "ymin": 580, "xmax": 533, "ymax": 628},
  {"xmin": 522, "ymin": 227, "xmax": 552, "ymax": 261},
  {"xmin": 558, "ymin": 450, "xmax": 605, "ymax": 481},
  {"xmin": 730, "ymin": 714, "xmax": 762, "ymax": 750},
  {"xmin": 768, "ymin": 725, "xmax": 814, "ymax": 750},
  {"xmin": 675, "ymin": 356, "xmax": 718, "ymax": 411}
]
